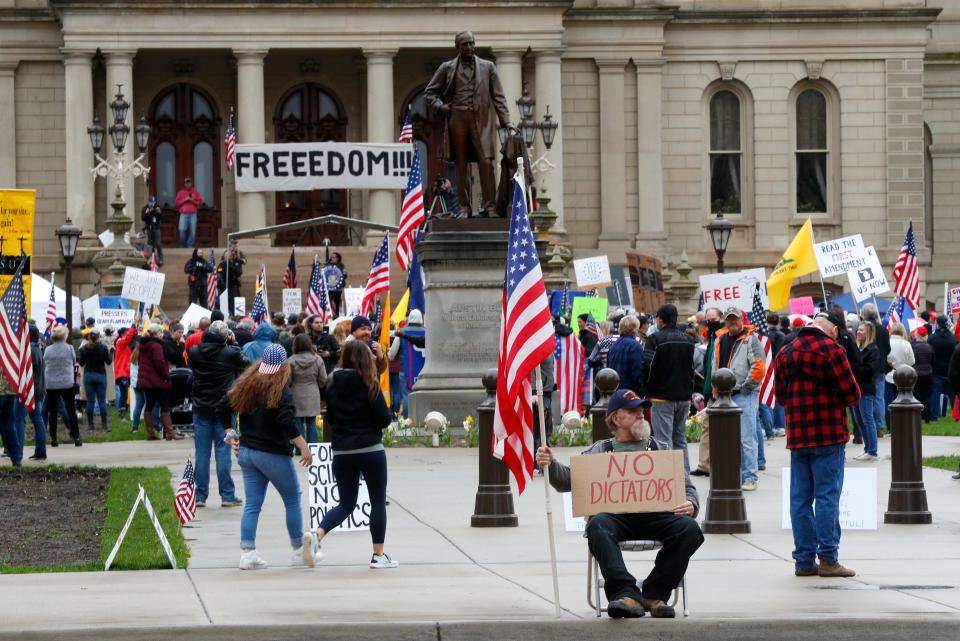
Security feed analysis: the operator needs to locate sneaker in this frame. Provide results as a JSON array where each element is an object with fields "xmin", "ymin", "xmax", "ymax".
[
  {"xmin": 239, "ymin": 550, "xmax": 268, "ymax": 570},
  {"xmin": 758, "ymin": 464, "xmax": 766, "ymax": 471},
  {"xmin": 691, "ymin": 468, "xmax": 709, "ymax": 477},
  {"xmin": 369, "ymin": 553, "xmax": 399, "ymax": 569},
  {"xmin": 853, "ymin": 453, "xmax": 878, "ymax": 462},
  {"xmin": 774, "ymin": 428, "xmax": 786, "ymax": 437},
  {"xmin": 818, "ymin": 560, "xmax": 856, "ymax": 578},
  {"xmin": 640, "ymin": 597, "xmax": 675, "ymax": 618},
  {"xmin": 741, "ymin": 480, "xmax": 758, "ymax": 491},
  {"xmin": 302, "ymin": 532, "xmax": 323, "ymax": 567},
  {"xmin": 221, "ymin": 499, "xmax": 243, "ymax": 508},
  {"xmin": 607, "ymin": 596, "xmax": 645, "ymax": 619},
  {"xmin": 952, "ymin": 472, "xmax": 960, "ymax": 480},
  {"xmin": 795, "ymin": 565, "xmax": 819, "ymax": 577},
  {"xmin": 195, "ymin": 500, "xmax": 206, "ymax": 508}
]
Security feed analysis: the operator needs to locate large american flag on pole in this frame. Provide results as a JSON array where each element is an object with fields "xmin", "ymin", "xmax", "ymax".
[
  {"xmin": 398, "ymin": 108, "xmax": 413, "ymax": 144},
  {"xmin": 282, "ymin": 248, "xmax": 297, "ymax": 289},
  {"xmin": 0, "ymin": 258, "xmax": 35, "ymax": 411},
  {"xmin": 893, "ymin": 220, "xmax": 920, "ymax": 310},
  {"xmin": 251, "ymin": 263, "xmax": 268, "ymax": 322},
  {"xmin": 360, "ymin": 233, "xmax": 390, "ymax": 317},
  {"xmin": 225, "ymin": 109, "xmax": 236, "ymax": 171},
  {"xmin": 747, "ymin": 283, "xmax": 776, "ymax": 409},
  {"xmin": 556, "ymin": 331, "xmax": 584, "ymax": 416},
  {"xmin": 43, "ymin": 272, "xmax": 57, "ymax": 340},
  {"xmin": 492, "ymin": 171, "xmax": 556, "ymax": 494},
  {"xmin": 396, "ymin": 144, "xmax": 425, "ymax": 271},
  {"xmin": 206, "ymin": 253, "xmax": 218, "ymax": 310},
  {"xmin": 174, "ymin": 459, "xmax": 197, "ymax": 525},
  {"xmin": 306, "ymin": 254, "xmax": 330, "ymax": 323}
]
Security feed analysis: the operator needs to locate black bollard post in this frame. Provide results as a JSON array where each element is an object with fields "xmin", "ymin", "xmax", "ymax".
[
  {"xmin": 591, "ymin": 368, "xmax": 619, "ymax": 443},
  {"xmin": 471, "ymin": 368, "xmax": 519, "ymax": 527},
  {"xmin": 885, "ymin": 365, "xmax": 932, "ymax": 524},
  {"xmin": 702, "ymin": 368, "xmax": 751, "ymax": 534}
]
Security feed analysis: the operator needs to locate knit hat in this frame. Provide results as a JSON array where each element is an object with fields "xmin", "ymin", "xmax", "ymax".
[
  {"xmin": 259, "ymin": 343, "xmax": 287, "ymax": 375},
  {"xmin": 792, "ymin": 317, "xmax": 806, "ymax": 328},
  {"xmin": 351, "ymin": 315, "xmax": 372, "ymax": 333}
]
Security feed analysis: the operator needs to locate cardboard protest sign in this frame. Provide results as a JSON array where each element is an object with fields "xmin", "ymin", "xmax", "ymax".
[
  {"xmin": 282, "ymin": 288, "xmax": 302, "ymax": 316},
  {"xmin": 308, "ymin": 443, "xmax": 370, "ymax": 531},
  {"xmin": 788, "ymin": 296, "xmax": 815, "ymax": 316},
  {"xmin": 625, "ymin": 251, "xmax": 664, "ymax": 313},
  {"xmin": 573, "ymin": 255, "xmax": 613, "ymax": 290},
  {"xmin": 813, "ymin": 234, "xmax": 867, "ymax": 279},
  {"xmin": 95, "ymin": 308, "xmax": 136, "ymax": 330},
  {"xmin": 846, "ymin": 246, "xmax": 889, "ymax": 302},
  {"xmin": 180, "ymin": 303, "xmax": 211, "ymax": 329},
  {"xmin": 121, "ymin": 267, "xmax": 166, "ymax": 306},
  {"xmin": 782, "ymin": 467, "xmax": 877, "ymax": 530},
  {"xmin": 570, "ymin": 296, "xmax": 609, "ymax": 335},
  {"xmin": 570, "ymin": 449, "xmax": 685, "ymax": 517},
  {"xmin": 699, "ymin": 268, "xmax": 767, "ymax": 311},
  {"xmin": 0, "ymin": 190, "xmax": 35, "ymax": 304}
]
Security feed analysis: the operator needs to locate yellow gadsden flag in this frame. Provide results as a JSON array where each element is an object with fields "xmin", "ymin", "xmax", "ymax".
[{"xmin": 766, "ymin": 218, "xmax": 818, "ymax": 310}]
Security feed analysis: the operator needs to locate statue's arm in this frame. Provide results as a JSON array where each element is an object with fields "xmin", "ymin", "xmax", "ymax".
[
  {"xmin": 488, "ymin": 65, "xmax": 512, "ymax": 127},
  {"xmin": 423, "ymin": 64, "xmax": 448, "ymax": 111}
]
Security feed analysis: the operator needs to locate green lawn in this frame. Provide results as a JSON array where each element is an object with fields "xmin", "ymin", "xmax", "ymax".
[
  {"xmin": 923, "ymin": 455, "xmax": 960, "ymax": 473},
  {"xmin": 921, "ymin": 417, "xmax": 960, "ymax": 437},
  {"xmin": 0, "ymin": 466, "xmax": 189, "ymax": 573},
  {"xmin": 25, "ymin": 412, "xmax": 151, "ymax": 445}
]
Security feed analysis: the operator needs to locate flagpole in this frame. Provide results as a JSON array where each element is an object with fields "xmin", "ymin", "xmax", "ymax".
[
  {"xmin": 535, "ymin": 364, "xmax": 562, "ymax": 619},
  {"xmin": 806, "ymin": 221, "xmax": 831, "ymax": 307}
]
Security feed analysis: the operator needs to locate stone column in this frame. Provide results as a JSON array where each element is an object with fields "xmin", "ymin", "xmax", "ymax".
[
  {"xmin": 596, "ymin": 59, "xmax": 628, "ymax": 252},
  {"xmin": 495, "ymin": 50, "xmax": 524, "ymax": 122},
  {"xmin": 0, "ymin": 63, "xmax": 17, "ymax": 187},
  {"xmin": 364, "ymin": 50, "xmax": 397, "ymax": 238},
  {"xmin": 103, "ymin": 50, "xmax": 136, "ymax": 217},
  {"xmin": 636, "ymin": 61, "xmax": 666, "ymax": 252},
  {"xmin": 534, "ymin": 49, "xmax": 565, "ymax": 233},
  {"xmin": 235, "ymin": 49, "xmax": 268, "ymax": 234},
  {"xmin": 63, "ymin": 50, "xmax": 97, "ymax": 236}
]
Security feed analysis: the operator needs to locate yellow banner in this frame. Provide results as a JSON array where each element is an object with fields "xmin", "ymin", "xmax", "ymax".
[
  {"xmin": 766, "ymin": 218, "xmax": 818, "ymax": 311},
  {"xmin": 0, "ymin": 190, "xmax": 36, "ymax": 306},
  {"xmin": 379, "ymin": 294, "xmax": 391, "ymax": 407}
]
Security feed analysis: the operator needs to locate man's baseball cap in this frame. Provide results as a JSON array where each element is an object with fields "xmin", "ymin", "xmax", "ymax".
[
  {"xmin": 723, "ymin": 306, "xmax": 742, "ymax": 319},
  {"xmin": 608, "ymin": 389, "xmax": 652, "ymax": 414},
  {"xmin": 184, "ymin": 176, "xmax": 192, "ymax": 182}
]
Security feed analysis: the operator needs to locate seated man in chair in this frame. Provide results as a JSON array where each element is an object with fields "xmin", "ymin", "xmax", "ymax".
[{"xmin": 536, "ymin": 389, "xmax": 704, "ymax": 619}]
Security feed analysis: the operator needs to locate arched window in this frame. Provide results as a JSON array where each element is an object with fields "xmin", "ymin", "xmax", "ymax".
[
  {"xmin": 709, "ymin": 90, "xmax": 742, "ymax": 214},
  {"xmin": 790, "ymin": 82, "xmax": 839, "ymax": 217},
  {"xmin": 148, "ymin": 84, "xmax": 222, "ymax": 247},
  {"xmin": 273, "ymin": 84, "xmax": 348, "ymax": 245}
]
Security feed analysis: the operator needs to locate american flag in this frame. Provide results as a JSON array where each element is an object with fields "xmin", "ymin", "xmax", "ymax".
[
  {"xmin": 206, "ymin": 253, "xmax": 218, "ymax": 310},
  {"xmin": 306, "ymin": 255, "xmax": 324, "ymax": 317},
  {"xmin": 583, "ymin": 316, "xmax": 603, "ymax": 340},
  {"xmin": 396, "ymin": 144, "xmax": 425, "ymax": 271},
  {"xmin": 360, "ymin": 233, "xmax": 390, "ymax": 317},
  {"xmin": 893, "ymin": 221, "xmax": 920, "ymax": 310},
  {"xmin": 747, "ymin": 284, "xmax": 776, "ymax": 409},
  {"xmin": 556, "ymin": 331, "xmax": 584, "ymax": 415},
  {"xmin": 885, "ymin": 294, "xmax": 906, "ymax": 328},
  {"xmin": 398, "ymin": 108, "xmax": 413, "ymax": 144},
  {"xmin": 148, "ymin": 250, "xmax": 158, "ymax": 273},
  {"xmin": 0, "ymin": 260, "xmax": 35, "ymax": 411},
  {"xmin": 251, "ymin": 264, "xmax": 267, "ymax": 322},
  {"xmin": 492, "ymin": 171, "xmax": 556, "ymax": 494},
  {"xmin": 282, "ymin": 248, "xmax": 297, "ymax": 289},
  {"xmin": 225, "ymin": 109, "xmax": 236, "ymax": 171},
  {"xmin": 174, "ymin": 459, "xmax": 197, "ymax": 525},
  {"xmin": 43, "ymin": 273, "xmax": 57, "ymax": 340}
]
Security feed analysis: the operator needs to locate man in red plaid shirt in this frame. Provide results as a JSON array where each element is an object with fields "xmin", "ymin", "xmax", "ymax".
[{"xmin": 774, "ymin": 311, "xmax": 860, "ymax": 578}]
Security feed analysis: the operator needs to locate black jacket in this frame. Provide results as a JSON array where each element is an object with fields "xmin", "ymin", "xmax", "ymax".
[
  {"xmin": 913, "ymin": 341, "xmax": 935, "ymax": 378},
  {"xmin": 324, "ymin": 369, "xmax": 391, "ymax": 452},
  {"xmin": 234, "ymin": 329, "xmax": 253, "ymax": 347},
  {"xmin": 238, "ymin": 386, "xmax": 301, "ymax": 456},
  {"xmin": 837, "ymin": 328, "xmax": 863, "ymax": 377},
  {"xmin": 640, "ymin": 325, "xmax": 696, "ymax": 401},
  {"xmin": 314, "ymin": 333, "xmax": 340, "ymax": 374},
  {"xmin": 141, "ymin": 203, "xmax": 162, "ymax": 229},
  {"xmin": 948, "ymin": 344, "xmax": 960, "ymax": 397},
  {"xmin": 78, "ymin": 341, "xmax": 112, "ymax": 374},
  {"xmin": 928, "ymin": 328, "xmax": 957, "ymax": 377},
  {"xmin": 162, "ymin": 335, "xmax": 186, "ymax": 368},
  {"xmin": 188, "ymin": 332, "xmax": 249, "ymax": 414},
  {"xmin": 871, "ymin": 319, "xmax": 891, "ymax": 359},
  {"xmin": 767, "ymin": 327, "xmax": 787, "ymax": 359},
  {"xmin": 856, "ymin": 344, "xmax": 884, "ymax": 396}
]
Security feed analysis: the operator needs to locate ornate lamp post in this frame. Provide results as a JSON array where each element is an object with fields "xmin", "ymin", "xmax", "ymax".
[
  {"xmin": 55, "ymin": 218, "xmax": 82, "ymax": 333},
  {"xmin": 707, "ymin": 213, "xmax": 734, "ymax": 273},
  {"xmin": 88, "ymin": 85, "xmax": 151, "ymax": 294}
]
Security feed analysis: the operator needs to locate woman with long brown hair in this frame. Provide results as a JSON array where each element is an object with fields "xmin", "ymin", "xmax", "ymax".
[
  {"xmin": 228, "ymin": 343, "xmax": 313, "ymax": 570},
  {"xmin": 303, "ymin": 340, "xmax": 393, "ymax": 568}
]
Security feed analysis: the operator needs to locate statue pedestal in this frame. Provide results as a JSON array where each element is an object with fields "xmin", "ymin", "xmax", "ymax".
[{"xmin": 408, "ymin": 225, "xmax": 508, "ymax": 425}]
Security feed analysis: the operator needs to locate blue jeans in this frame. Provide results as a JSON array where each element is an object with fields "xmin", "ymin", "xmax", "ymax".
[
  {"xmin": 650, "ymin": 400, "xmax": 691, "ymax": 473},
  {"xmin": 756, "ymin": 421, "xmax": 766, "ymax": 468},
  {"xmin": 298, "ymin": 417, "xmax": 319, "ymax": 444},
  {"xmin": 872, "ymin": 374, "xmax": 886, "ymax": 430},
  {"xmin": 774, "ymin": 403, "xmax": 786, "ymax": 430},
  {"xmin": 931, "ymin": 374, "xmax": 950, "ymax": 419},
  {"xmin": 146, "ymin": 226, "xmax": 164, "ymax": 264},
  {"xmin": 115, "ymin": 377, "xmax": 130, "ymax": 411},
  {"xmin": 389, "ymin": 371, "xmax": 408, "ymax": 418},
  {"xmin": 758, "ymin": 404, "xmax": 775, "ymax": 438},
  {"xmin": 132, "ymin": 389, "xmax": 161, "ymax": 431},
  {"xmin": 83, "ymin": 371, "xmax": 108, "ymax": 425},
  {"xmin": 16, "ymin": 400, "xmax": 47, "ymax": 459},
  {"xmin": 0, "ymin": 395, "xmax": 22, "ymax": 464},
  {"xmin": 790, "ymin": 443, "xmax": 845, "ymax": 570},
  {"xmin": 178, "ymin": 213, "xmax": 196, "ymax": 248},
  {"xmin": 193, "ymin": 409, "xmax": 237, "ymax": 503},
  {"xmin": 733, "ymin": 391, "xmax": 760, "ymax": 483},
  {"xmin": 852, "ymin": 395, "xmax": 878, "ymax": 456},
  {"xmin": 237, "ymin": 446, "xmax": 302, "ymax": 549}
]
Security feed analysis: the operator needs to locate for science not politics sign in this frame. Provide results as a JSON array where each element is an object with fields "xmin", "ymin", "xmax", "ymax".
[
  {"xmin": 234, "ymin": 142, "xmax": 412, "ymax": 192},
  {"xmin": 308, "ymin": 443, "xmax": 370, "ymax": 531}
]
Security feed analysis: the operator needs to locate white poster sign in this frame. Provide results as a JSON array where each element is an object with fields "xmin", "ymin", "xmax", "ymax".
[
  {"xmin": 234, "ymin": 142, "xmax": 412, "ymax": 193},
  {"xmin": 180, "ymin": 303, "xmax": 211, "ymax": 329},
  {"xmin": 81, "ymin": 294, "xmax": 101, "ymax": 322},
  {"xmin": 282, "ymin": 288, "xmax": 302, "ymax": 316},
  {"xmin": 98, "ymin": 230, "xmax": 115, "ymax": 248},
  {"xmin": 781, "ymin": 467, "xmax": 878, "ymax": 530},
  {"xmin": 95, "ymin": 308, "xmax": 136, "ymax": 330},
  {"xmin": 121, "ymin": 267, "xmax": 166, "ymax": 306},
  {"xmin": 699, "ymin": 268, "xmax": 768, "ymax": 311},
  {"xmin": 814, "ymin": 234, "xmax": 867, "ymax": 279},
  {"xmin": 234, "ymin": 296, "xmax": 246, "ymax": 316},
  {"xmin": 573, "ymin": 255, "xmax": 613, "ymax": 290},
  {"xmin": 308, "ymin": 443, "xmax": 370, "ymax": 531},
  {"xmin": 562, "ymin": 492, "xmax": 586, "ymax": 533},
  {"xmin": 846, "ymin": 246, "xmax": 890, "ymax": 302},
  {"xmin": 219, "ymin": 290, "xmax": 230, "ymax": 315},
  {"xmin": 343, "ymin": 287, "xmax": 364, "ymax": 317}
]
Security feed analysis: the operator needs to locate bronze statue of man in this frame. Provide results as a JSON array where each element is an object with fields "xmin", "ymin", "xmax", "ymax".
[{"xmin": 424, "ymin": 31, "xmax": 513, "ymax": 218}]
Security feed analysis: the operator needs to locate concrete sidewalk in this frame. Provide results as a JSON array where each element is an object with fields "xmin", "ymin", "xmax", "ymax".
[{"xmin": 2, "ymin": 434, "xmax": 960, "ymax": 639}]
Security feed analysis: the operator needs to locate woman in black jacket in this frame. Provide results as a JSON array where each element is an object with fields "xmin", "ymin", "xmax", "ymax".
[
  {"xmin": 228, "ymin": 344, "xmax": 312, "ymax": 570},
  {"xmin": 184, "ymin": 249, "xmax": 213, "ymax": 306},
  {"xmin": 852, "ymin": 321, "xmax": 884, "ymax": 461},
  {"xmin": 303, "ymin": 340, "xmax": 394, "ymax": 569},
  {"xmin": 78, "ymin": 328, "xmax": 113, "ymax": 431}
]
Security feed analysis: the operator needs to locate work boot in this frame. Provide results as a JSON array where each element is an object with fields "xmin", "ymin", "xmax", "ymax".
[
  {"xmin": 161, "ymin": 413, "xmax": 184, "ymax": 440},
  {"xmin": 795, "ymin": 565, "xmax": 819, "ymax": 577},
  {"xmin": 607, "ymin": 597, "xmax": 644, "ymax": 619},
  {"xmin": 86, "ymin": 414, "xmax": 95, "ymax": 431},
  {"xmin": 818, "ymin": 559, "xmax": 856, "ymax": 578},
  {"xmin": 640, "ymin": 597, "xmax": 676, "ymax": 618},
  {"xmin": 143, "ymin": 413, "xmax": 159, "ymax": 441}
]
